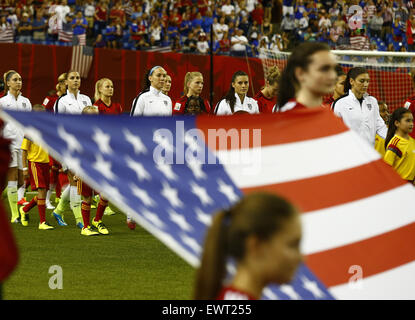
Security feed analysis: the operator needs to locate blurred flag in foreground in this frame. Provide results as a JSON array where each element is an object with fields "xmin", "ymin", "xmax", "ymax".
[{"xmin": 1, "ymin": 108, "xmax": 415, "ymax": 300}]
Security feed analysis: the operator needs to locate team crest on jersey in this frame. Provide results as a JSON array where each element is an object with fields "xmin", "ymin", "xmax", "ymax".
[
  {"xmin": 367, "ymin": 104, "xmax": 372, "ymax": 111},
  {"xmin": 174, "ymin": 103, "xmax": 181, "ymax": 110},
  {"xmin": 83, "ymin": 101, "xmax": 88, "ymax": 106},
  {"xmin": 248, "ymin": 103, "xmax": 252, "ymax": 110},
  {"xmin": 22, "ymin": 102, "xmax": 26, "ymax": 108},
  {"xmin": 164, "ymin": 100, "xmax": 168, "ymax": 106}
]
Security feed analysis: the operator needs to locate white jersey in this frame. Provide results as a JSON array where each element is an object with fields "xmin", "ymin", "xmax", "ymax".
[
  {"xmin": 0, "ymin": 91, "xmax": 32, "ymax": 149},
  {"xmin": 130, "ymin": 86, "xmax": 172, "ymax": 116},
  {"xmin": 214, "ymin": 93, "xmax": 259, "ymax": 115},
  {"xmin": 54, "ymin": 89, "xmax": 92, "ymax": 114},
  {"xmin": 332, "ymin": 89, "xmax": 387, "ymax": 146}
]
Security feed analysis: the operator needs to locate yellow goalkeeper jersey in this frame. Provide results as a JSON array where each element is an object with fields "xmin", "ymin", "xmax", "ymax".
[
  {"xmin": 21, "ymin": 138, "xmax": 49, "ymax": 164},
  {"xmin": 384, "ymin": 135, "xmax": 415, "ymax": 181},
  {"xmin": 375, "ymin": 134, "xmax": 386, "ymax": 157}
]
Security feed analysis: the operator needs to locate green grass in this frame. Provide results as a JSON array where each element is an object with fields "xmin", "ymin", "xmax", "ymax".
[{"xmin": 2, "ymin": 193, "xmax": 196, "ymax": 300}]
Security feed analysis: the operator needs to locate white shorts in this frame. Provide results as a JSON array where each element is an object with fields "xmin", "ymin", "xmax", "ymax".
[{"xmin": 9, "ymin": 147, "xmax": 23, "ymax": 169}]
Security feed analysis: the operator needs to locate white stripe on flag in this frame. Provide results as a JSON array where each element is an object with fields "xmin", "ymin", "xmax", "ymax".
[
  {"xmin": 70, "ymin": 45, "xmax": 93, "ymax": 78},
  {"xmin": 218, "ymin": 130, "xmax": 380, "ymax": 188},
  {"xmin": 301, "ymin": 184, "xmax": 415, "ymax": 254},
  {"xmin": 329, "ymin": 260, "xmax": 415, "ymax": 299}
]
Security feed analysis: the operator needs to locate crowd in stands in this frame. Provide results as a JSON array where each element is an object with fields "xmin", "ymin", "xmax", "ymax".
[{"xmin": 0, "ymin": 0, "xmax": 415, "ymax": 56}]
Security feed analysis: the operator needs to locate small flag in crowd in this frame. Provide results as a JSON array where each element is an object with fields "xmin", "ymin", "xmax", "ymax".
[
  {"xmin": 58, "ymin": 29, "xmax": 73, "ymax": 43},
  {"xmin": 2, "ymin": 108, "xmax": 415, "ymax": 300},
  {"xmin": 0, "ymin": 25, "xmax": 14, "ymax": 43},
  {"xmin": 70, "ymin": 45, "xmax": 93, "ymax": 78}
]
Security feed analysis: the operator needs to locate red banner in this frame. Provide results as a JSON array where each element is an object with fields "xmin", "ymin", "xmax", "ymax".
[{"xmin": 0, "ymin": 43, "xmax": 266, "ymax": 111}]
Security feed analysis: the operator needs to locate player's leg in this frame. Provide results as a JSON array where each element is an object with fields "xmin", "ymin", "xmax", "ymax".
[
  {"xmin": 92, "ymin": 195, "xmax": 109, "ymax": 235},
  {"xmin": 36, "ymin": 162, "xmax": 54, "ymax": 230},
  {"xmin": 79, "ymin": 181, "xmax": 99, "ymax": 236},
  {"xmin": 7, "ymin": 149, "xmax": 19, "ymax": 223}
]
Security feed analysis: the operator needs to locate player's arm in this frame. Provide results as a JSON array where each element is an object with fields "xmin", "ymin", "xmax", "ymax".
[
  {"xmin": 383, "ymin": 143, "xmax": 401, "ymax": 167},
  {"xmin": 374, "ymin": 100, "xmax": 387, "ymax": 139},
  {"xmin": 21, "ymin": 138, "xmax": 31, "ymax": 180}
]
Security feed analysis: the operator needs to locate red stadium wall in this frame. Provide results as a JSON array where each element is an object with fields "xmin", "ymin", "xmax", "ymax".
[{"xmin": 0, "ymin": 43, "xmax": 266, "ymax": 111}]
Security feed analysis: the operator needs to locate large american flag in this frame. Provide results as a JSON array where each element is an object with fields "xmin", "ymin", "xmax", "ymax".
[
  {"xmin": 70, "ymin": 45, "xmax": 93, "ymax": 78},
  {"xmin": 1, "ymin": 107, "xmax": 415, "ymax": 300}
]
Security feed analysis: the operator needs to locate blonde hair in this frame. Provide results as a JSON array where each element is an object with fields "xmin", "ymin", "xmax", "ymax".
[
  {"xmin": 183, "ymin": 71, "xmax": 203, "ymax": 95},
  {"xmin": 266, "ymin": 65, "xmax": 280, "ymax": 85},
  {"xmin": 94, "ymin": 78, "xmax": 112, "ymax": 102},
  {"xmin": 55, "ymin": 73, "xmax": 67, "ymax": 92},
  {"xmin": 3, "ymin": 70, "xmax": 19, "ymax": 93}
]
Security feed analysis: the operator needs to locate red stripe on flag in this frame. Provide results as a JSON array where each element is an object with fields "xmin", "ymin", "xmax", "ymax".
[
  {"xmin": 196, "ymin": 108, "xmax": 349, "ymax": 150},
  {"xmin": 241, "ymin": 159, "xmax": 406, "ymax": 212},
  {"xmin": 306, "ymin": 222, "xmax": 415, "ymax": 287}
]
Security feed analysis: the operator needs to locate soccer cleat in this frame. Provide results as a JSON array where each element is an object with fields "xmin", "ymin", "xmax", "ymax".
[
  {"xmin": 104, "ymin": 206, "xmax": 116, "ymax": 216},
  {"xmin": 39, "ymin": 222, "xmax": 55, "ymax": 230},
  {"xmin": 17, "ymin": 197, "xmax": 29, "ymax": 206},
  {"xmin": 127, "ymin": 218, "xmax": 136, "ymax": 230},
  {"xmin": 52, "ymin": 211, "xmax": 68, "ymax": 226},
  {"xmin": 11, "ymin": 217, "xmax": 21, "ymax": 224},
  {"xmin": 81, "ymin": 226, "xmax": 99, "ymax": 236},
  {"xmin": 19, "ymin": 206, "xmax": 29, "ymax": 226},
  {"xmin": 46, "ymin": 201, "xmax": 55, "ymax": 210},
  {"xmin": 55, "ymin": 197, "xmax": 60, "ymax": 204},
  {"xmin": 92, "ymin": 220, "xmax": 109, "ymax": 235},
  {"xmin": 76, "ymin": 221, "xmax": 84, "ymax": 229}
]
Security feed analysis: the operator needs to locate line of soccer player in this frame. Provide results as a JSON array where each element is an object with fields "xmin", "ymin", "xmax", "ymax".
[{"xmin": 1, "ymin": 42, "xmax": 415, "ymax": 238}]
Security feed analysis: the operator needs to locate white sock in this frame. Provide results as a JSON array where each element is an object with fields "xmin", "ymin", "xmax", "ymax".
[
  {"xmin": 70, "ymin": 186, "xmax": 82, "ymax": 220},
  {"xmin": 46, "ymin": 184, "xmax": 56, "ymax": 203},
  {"xmin": 18, "ymin": 184, "xmax": 26, "ymax": 201}
]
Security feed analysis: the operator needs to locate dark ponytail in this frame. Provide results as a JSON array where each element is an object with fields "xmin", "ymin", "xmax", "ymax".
[
  {"xmin": 385, "ymin": 107, "xmax": 412, "ymax": 149},
  {"xmin": 277, "ymin": 42, "xmax": 330, "ymax": 109},
  {"xmin": 194, "ymin": 192, "xmax": 297, "ymax": 300},
  {"xmin": 224, "ymin": 71, "xmax": 248, "ymax": 113},
  {"xmin": 344, "ymin": 67, "xmax": 368, "ymax": 94}
]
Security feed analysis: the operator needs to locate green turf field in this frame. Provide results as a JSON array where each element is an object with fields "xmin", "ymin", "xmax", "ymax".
[{"xmin": 2, "ymin": 192, "xmax": 196, "ymax": 300}]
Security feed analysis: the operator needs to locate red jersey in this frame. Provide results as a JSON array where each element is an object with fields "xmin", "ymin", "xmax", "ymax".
[
  {"xmin": 253, "ymin": 90, "xmax": 276, "ymax": 113},
  {"xmin": 217, "ymin": 286, "xmax": 256, "ymax": 300},
  {"xmin": 173, "ymin": 95, "xmax": 211, "ymax": 115},
  {"xmin": 42, "ymin": 93, "xmax": 59, "ymax": 112},
  {"xmin": 94, "ymin": 99, "xmax": 123, "ymax": 115},
  {"xmin": 404, "ymin": 95, "xmax": 415, "ymax": 139}
]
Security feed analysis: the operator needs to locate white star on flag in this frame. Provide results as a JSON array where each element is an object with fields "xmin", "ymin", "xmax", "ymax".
[
  {"xmin": 195, "ymin": 207, "xmax": 212, "ymax": 226},
  {"xmin": 92, "ymin": 127, "xmax": 112, "ymax": 154},
  {"xmin": 156, "ymin": 162, "xmax": 178, "ymax": 181},
  {"xmin": 93, "ymin": 153, "xmax": 116, "ymax": 180},
  {"xmin": 217, "ymin": 179, "xmax": 239, "ymax": 203},
  {"xmin": 280, "ymin": 285, "xmax": 301, "ymax": 300},
  {"xmin": 181, "ymin": 233, "xmax": 201, "ymax": 254},
  {"xmin": 58, "ymin": 125, "xmax": 83, "ymax": 153},
  {"xmin": 126, "ymin": 157, "xmax": 151, "ymax": 181},
  {"xmin": 123, "ymin": 129, "xmax": 148, "ymax": 155},
  {"xmin": 186, "ymin": 157, "xmax": 206, "ymax": 180},
  {"xmin": 190, "ymin": 181, "xmax": 213, "ymax": 206},
  {"xmin": 161, "ymin": 181, "xmax": 183, "ymax": 208},
  {"xmin": 301, "ymin": 276, "xmax": 325, "ymax": 299},
  {"xmin": 130, "ymin": 183, "xmax": 156, "ymax": 207},
  {"xmin": 184, "ymin": 132, "xmax": 203, "ymax": 153},
  {"xmin": 141, "ymin": 207, "xmax": 165, "ymax": 229},
  {"xmin": 169, "ymin": 209, "xmax": 193, "ymax": 232},
  {"xmin": 61, "ymin": 150, "xmax": 83, "ymax": 176},
  {"xmin": 154, "ymin": 130, "xmax": 174, "ymax": 152},
  {"xmin": 98, "ymin": 181, "xmax": 126, "ymax": 204}
]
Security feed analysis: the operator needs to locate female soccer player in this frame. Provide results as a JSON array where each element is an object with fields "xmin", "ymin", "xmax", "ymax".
[
  {"xmin": 53, "ymin": 70, "xmax": 92, "ymax": 229},
  {"xmin": 130, "ymin": 66, "xmax": 172, "ymax": 116},
  {"xmin": 253, "ymin": 65, "xmax": 280, "ymax": 113},
  {"xmin": 332, "ymin": 67, "xmax": 387, "ymax": 146},
  {"xmin": 324, "ymin": 65, "xmax": 346, "ymax": 107},
  {"xmin": 162, "ymin": 74, "xmax": 172, "ymax": 97},
  {"xmin": 19, "ymin": 104, "xmax": 54, "ymax": 230},
  {"xmin": 93, "ymin": 78, "xmax": 122, "ymax": 114},
  {"xmin": 384, "ymin": 107, "xmax": 415, "ymax": 183},
  {"xmin": 173, "ymin": 71, "xmax": 211, "ymax": 115},
  {"xmin": 194, "ymin": 192, "xmax": 303, "ymax": 300},
  {"xmin": 275, "ymin": 42, "xmax": 337, "ymax": 113},
  {"xmin": 43, "ymin": 73, "xmax": 68, "ymax": 210},
  {"xmin": 214, "ymin": 71, "xmax": 259, "ymax": 115},
  {"xmin": 0, "ymin": 70, "xmax": 32, "ymax": 224}
]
